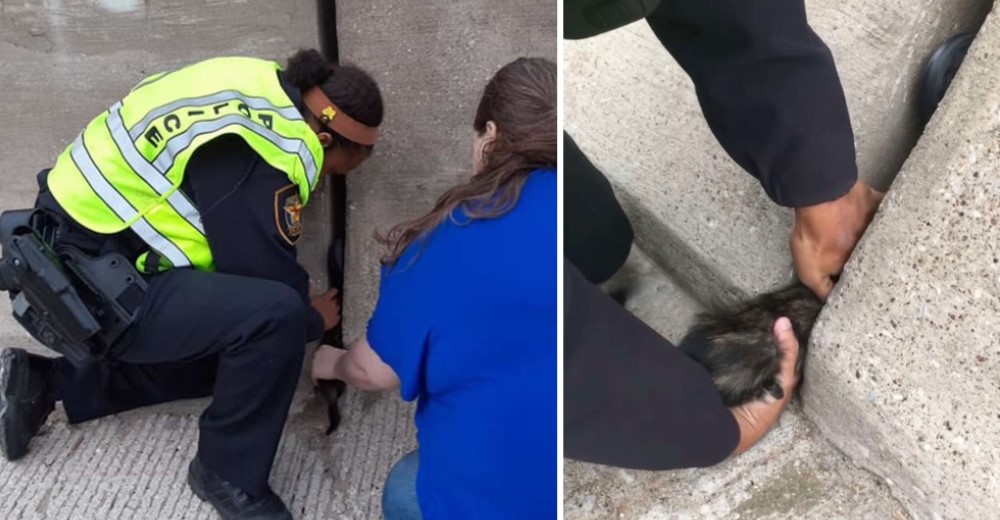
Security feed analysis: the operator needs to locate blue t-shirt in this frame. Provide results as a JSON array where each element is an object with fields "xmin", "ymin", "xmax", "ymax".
[{"xmin": 367, "ymin": 168, "xmax": 556, "ymax": 519}]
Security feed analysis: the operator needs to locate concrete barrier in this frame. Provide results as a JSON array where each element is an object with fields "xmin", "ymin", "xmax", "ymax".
[
  {"xmin": 564, "ymin": 0, "xmax": 991, "ymax": 309},
  {"xmin": 335, "ymin": 0, "xmax": 556, "ymax": 338},
  {"xmin": 803, "ymin": 6, "xmax": 1000, "ymax": 518}
]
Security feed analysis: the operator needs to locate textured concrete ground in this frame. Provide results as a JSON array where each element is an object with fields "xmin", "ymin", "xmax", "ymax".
[
  {"xmin": 565, "ymin": 409, "xmax": 909, "ymax": 520},
  {"xmin": 0, "ymin": 394, "xmax": 415, "ymax": 520},
  {"xmin": 804, "ymin": 5, "xmax": 1000, "ymax": 519}
]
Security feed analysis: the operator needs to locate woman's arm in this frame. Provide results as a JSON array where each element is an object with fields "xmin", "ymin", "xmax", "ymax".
[{"xmin": 312, "ymin": 339, "xmax": 400, "ymax": 392}]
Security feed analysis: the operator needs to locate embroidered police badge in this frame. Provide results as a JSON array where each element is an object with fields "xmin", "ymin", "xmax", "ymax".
[{"xmin": 275, "ymin": 184, "xmax": 303, "ymax": 245}]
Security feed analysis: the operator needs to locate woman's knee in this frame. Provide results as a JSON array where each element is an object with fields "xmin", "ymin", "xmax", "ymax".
[{"xmin": 382, "ymin": 450, "xmax": 422, "ymax": 520}]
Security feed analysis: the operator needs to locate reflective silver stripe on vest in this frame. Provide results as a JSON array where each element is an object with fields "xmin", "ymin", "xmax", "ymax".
[
  {"xmin": 149, "ymin": 114, "xmax": 318, "ymax": 188},
  {"xmin": 69, "ymin": 135, "xmax": 191, "ymax": 268},
  {"xmin": 107, "ymin": 102, "xmax": 205, "ymax": 235},
  {"xmin": 127, "ymin": 90, "xmax": 303, "ymax": 141}
]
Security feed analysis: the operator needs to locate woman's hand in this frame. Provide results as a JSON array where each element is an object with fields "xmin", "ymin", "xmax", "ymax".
[
  {"xmin": 310, "ymin": 288, "xmax": 341, "ymax": 331},
  {"xmin": 729, "ymin": 317, "xmax": 801, "ymax": 455},
  {"xmin": 311, "ymin": 344, "xmax": 346, "ymax": 385},
  {"xmin": 791, "ymin": 180, "xmax": 883, "ymax": 300}
]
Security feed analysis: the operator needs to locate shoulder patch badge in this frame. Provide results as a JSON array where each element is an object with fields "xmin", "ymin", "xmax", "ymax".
[{"xmin": 275, "ymin": 184, "xmax": 303, "ymax": 245}]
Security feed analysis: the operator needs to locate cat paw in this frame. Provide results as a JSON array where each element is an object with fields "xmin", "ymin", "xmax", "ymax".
[{"xmin": 763, "ymin": 377, "xmax": 784, "ymax": 401}]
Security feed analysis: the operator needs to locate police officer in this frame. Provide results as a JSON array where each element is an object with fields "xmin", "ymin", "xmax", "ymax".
[
  {"xmin": 563, "ymin": 0, "xmax": 884, "ymax": 467},
  {"xmin": 0, "ymin": 49, "xmax": 384, "ymax": 519}
]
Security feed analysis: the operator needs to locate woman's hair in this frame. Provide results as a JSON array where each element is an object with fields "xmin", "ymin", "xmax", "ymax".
[
  {"xmin": 285, "ymin": 49, "xmax": 385, "ymax": 151},
  {"xmin": 377, "ymin": 57, "xmax": 557, "ymax": 266}
]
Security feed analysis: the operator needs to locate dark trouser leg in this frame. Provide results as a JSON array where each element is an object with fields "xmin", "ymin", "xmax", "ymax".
[
  {"xmin": 564, "ymin": 131, "xmax": 635, "ymax": 285},
  {"xmin": 563, "ymin": 262, "xmax": 739, "ymax": 469},
  {"xmin": 56, "ymin": 269, "xmax": 307, "ymax": 496},
  {"xmin": 55, "ymin": 357, "xmax": 219, "ymax": 423}
]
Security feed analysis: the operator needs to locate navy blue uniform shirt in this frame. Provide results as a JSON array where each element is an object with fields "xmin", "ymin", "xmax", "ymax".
[{"xmin": 35, "ymin": 72, "xmax": 325, "ymax": 341}]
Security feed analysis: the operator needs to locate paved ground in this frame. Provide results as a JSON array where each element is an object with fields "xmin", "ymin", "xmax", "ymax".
[
  {"xmin": 565, "ymin": 409, "xmax": 909, "ymax": 520},
  {"xmin": 0, "ymin": 389, "xmax": 415, "ymax": 520}
]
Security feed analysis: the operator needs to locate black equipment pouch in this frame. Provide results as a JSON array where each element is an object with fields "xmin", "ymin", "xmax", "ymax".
[{"xmin": 0, "ymin": 209, "xmax": 147, "ymax": 366}]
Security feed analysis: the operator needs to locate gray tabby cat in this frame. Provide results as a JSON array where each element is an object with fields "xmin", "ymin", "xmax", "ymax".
[{"xmin": 677, "ymin": 283, "xmax": 823, "ymax": 406}]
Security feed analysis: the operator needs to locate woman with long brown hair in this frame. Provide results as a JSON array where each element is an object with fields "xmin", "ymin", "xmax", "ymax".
[{"xmin": 310, "ymin": 56, "xmax": 556, "ymax": 519}]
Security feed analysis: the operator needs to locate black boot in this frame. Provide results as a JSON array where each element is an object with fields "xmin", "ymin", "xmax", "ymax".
[
  {"xmin": 188, "ymin": 458, "xmax": 293, "ymax": 520},
  {"xmin": 0, "ymin": 347, "xmax": 56, "ymax": 461}
]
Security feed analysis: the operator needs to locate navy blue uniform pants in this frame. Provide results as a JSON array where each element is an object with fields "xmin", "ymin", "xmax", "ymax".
[
  {"xmin": 52, "ymin": 269, "xmax": 307, "ymax": 497},
  {"xmin": 563, "ymin": 131, "xmax": 740, "ymax": 469}
]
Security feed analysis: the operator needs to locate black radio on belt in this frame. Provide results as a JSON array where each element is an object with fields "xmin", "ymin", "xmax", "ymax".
[{"xmin": 0, "ymin": 209, "xmax": 147, "ymax": 366}]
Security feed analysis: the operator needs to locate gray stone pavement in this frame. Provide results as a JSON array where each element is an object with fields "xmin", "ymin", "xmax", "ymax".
[{"xmin": 0, "ymin": 391, "xmax": 416, "ymax": 519}]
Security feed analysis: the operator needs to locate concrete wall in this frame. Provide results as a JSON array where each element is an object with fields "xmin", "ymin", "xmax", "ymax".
[
  {"xmin": 807, "ymin": 0, "xmax": 993, "ymax": 191},
  {"xmin": 564, "ymin": 0, "xmax": 991, "ymax": 309},
  {"xmin": 335, "ymin": 0, "xmax": 557, "ymax": 339},
  {"xmin": 803, "ymin": 5, "xmax": 1000, "ymax": 518}
]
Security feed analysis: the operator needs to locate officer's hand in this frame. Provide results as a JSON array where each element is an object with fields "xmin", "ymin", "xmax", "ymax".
[
  {"xmin": 729, "ymin": 317, "xmax": 801, "ymax": 455},
  {"xmin": 311, "ymin": 344, "xmax": 346, "ymax": 385},
  {"xmin": 790, "ymin": 180, "xmax": 883, "ymax": 300},
  {"xmin": 311, "ymin": 288, "xmax": 341, "ymax": 331}
]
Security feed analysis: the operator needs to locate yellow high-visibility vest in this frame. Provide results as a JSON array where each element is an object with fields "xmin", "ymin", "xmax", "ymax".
[{"xmin": 47, "ymin": 56, "xmax": 324, "ymax": 273}]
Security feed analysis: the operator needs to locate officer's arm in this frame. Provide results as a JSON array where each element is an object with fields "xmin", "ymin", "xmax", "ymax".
[
  {"xmin": 183, "ymin": 138, "xmax": 326, "ymax": 342},
  {"xmin": 646, "ymin": 0, "xmax": 858, "ymax": 207}
]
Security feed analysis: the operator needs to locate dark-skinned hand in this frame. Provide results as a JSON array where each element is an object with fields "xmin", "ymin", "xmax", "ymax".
[
  {"xmin": 310, "ymin": 288, "xmax": 341, "ymax": 331},
  {"xmin": 791, "ymin": 180, "xmax": 884, "ymax": 300}
]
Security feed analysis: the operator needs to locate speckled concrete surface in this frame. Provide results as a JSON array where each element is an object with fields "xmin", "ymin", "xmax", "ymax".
[
  {"xmin": 0, "ymin": 391, "xmax": 416, "ymax": 519},
  {"xmin": 565, "ymin": 1, "xmax": 999, "ymax": 518},
  {"xmin": 565, "ymin": 388, "xmax": 907, "ymax": 520}
]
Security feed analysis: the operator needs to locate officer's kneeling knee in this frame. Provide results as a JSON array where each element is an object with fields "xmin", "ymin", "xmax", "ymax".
[{"xmin": 254, "ymin": 282, "xmax": 309, "ymax": 338}]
